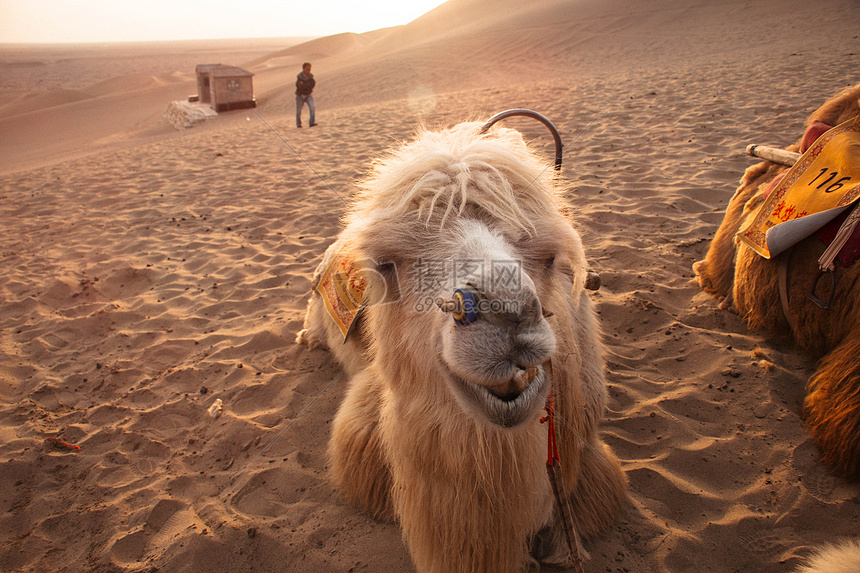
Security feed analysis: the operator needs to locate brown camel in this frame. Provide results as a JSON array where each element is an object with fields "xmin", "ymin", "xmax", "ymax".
[{"xmin": 694, "ymin": 83, "xmax": 860, "ymax": 478}]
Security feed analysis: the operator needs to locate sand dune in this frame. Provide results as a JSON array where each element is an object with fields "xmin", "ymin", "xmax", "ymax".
[
  {"xmin": 4, "ymin": 0, "xmax": 858, "ymax": 171},
  {"xmin": 0, "ymin": 89, "xmax": 93, "ymax": 116},
  {"xmin": 1, "ymin": 0, "xmax": 860, "ymax": 572},
  {"xmin": 0, "ymin": 38, "xmax": 309, "ymax": 173},
  {"xmin": 82, "ymin": 72, "xmax": 191, "ymax": 98},
  {"xmin": 251, "ymin": 30, "xmax": 394, "ymax": 68}
]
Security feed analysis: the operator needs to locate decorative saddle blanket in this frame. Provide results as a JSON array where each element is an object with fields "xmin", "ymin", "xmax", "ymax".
[{"xmin": 738, "ymin": 116, "xmax": 860, "ymax": 263}]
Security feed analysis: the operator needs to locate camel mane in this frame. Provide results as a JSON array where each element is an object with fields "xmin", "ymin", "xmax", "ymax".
[{"xmin": 348, "ymin": 122, "xmax": 565, "ymax": 235}]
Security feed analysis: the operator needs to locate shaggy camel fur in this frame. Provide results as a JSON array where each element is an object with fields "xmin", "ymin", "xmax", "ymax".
[
  {"xmin": 694, "ymin": 83, "xmax": 860, "ymax": 477},
  {"xmin": 794, "ymin": 539, "xmax": 860, "ymax": 573},
  {"xmin": 297, "ymin": 121, "xmax": 627, "ymax": 572}
]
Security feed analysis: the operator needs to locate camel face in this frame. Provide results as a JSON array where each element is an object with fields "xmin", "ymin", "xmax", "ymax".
[
  {"xmin": 353, "ymin": 213, "xmax": 573, "ymax": 429},
  {"xmin": 349, "ymin": 199, "xmax": 591, "ymax": 431},
  {"xmin": 432, "ymin": 220, "xmax": 557, "ymax": 427}
]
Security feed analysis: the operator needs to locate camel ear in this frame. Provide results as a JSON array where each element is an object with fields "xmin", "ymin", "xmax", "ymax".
[
  {"xmin": 353, "ymin": 218, "xmax": 413, "ymax": 270},
  {"xmin": 353, "ymin": 258, "xmax": 402, "ymax": 307},
  {"xmin": 584, "ymin": 269, "xmax": 601, "ymax": 291},
  {"xmin": 555, "ymin": 222, "xmax": 595, "ymax": 293},
  {"xmin": 348, "ymin": 222, "xmax": 409, "ymax": 308},
  {"xmin": 567, "ymin": 263, "xmax": 599, "ymax": 295}
]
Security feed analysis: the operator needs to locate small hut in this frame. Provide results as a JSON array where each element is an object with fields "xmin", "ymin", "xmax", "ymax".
[
  {"xmin": 195, "ymin": 64, "xmax": 221, "ymax": 104},
  {"xmin": 195, "ymin": 64, "xmax": 256, "ymax": 112}
]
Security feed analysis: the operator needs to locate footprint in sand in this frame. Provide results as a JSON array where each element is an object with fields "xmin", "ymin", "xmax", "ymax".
[
  {"xmin": 800, "ymin": 463, "xmax": 858, "ymax": 504},
  {"xmin": 40, "ymin": 332, "xmax": 69, "ymax": 350},
  {"xmin": 132, "ymin": 457, "xmax": 156, "ymax": 477},
  {"xmin": 230, "ymin": 466, "xmax": 320, "ymax": 518},
  {"xmin": 739, "ymin": 528, "xmax": 804, "ymax": 560},
  {"xmin": 110, "ymin": 529, "xmax": 150, "ymax": 565},
  {"xmin": 110, "ymin": 499, "xmax": 191, "ymax": 566},
  {"xmin": 131, "ymin": 410, "xmax": 191, "ymax": 441},
  {"xmin": 792, "ymin": 440, "xmax": 860, "ymax": 504}
]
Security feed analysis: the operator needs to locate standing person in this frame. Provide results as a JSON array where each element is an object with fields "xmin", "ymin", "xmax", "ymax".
[{"xmin": 295, "ymin": 62, "xmax": 317, "ymax": 128}]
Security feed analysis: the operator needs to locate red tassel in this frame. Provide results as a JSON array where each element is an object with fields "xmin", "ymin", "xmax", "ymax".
[{"xmin": 542, "ymin": 391, "xmax": 560, "ymax": 466}]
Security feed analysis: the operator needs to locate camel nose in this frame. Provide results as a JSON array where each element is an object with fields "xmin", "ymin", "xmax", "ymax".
[{"xmin": 513, "ymin": 294, "xmax": 544, "ymax": 326}]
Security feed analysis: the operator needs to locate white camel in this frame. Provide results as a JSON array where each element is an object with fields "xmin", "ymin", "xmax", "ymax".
[{"xmin": 297, "ymin": 117, "xmax": 627, "ymax": 572}]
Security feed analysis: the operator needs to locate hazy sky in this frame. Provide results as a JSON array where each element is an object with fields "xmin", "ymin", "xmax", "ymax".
[{"xmin": 0, "ymin": 0, "xmax": 449, "ymax": 43}]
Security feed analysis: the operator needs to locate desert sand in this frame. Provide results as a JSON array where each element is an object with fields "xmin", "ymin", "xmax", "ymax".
[{"xmin": 1, "ymin": 0, "xmax": 859, "ymax": 571}]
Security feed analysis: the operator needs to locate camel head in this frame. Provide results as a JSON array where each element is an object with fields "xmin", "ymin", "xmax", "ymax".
[{"xmin": 342, "ymin": 122, "xmax": 590, "ymax": 429}]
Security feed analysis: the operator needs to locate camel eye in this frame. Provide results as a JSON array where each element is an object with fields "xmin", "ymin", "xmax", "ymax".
[{"xmin": 544, "ymin": 255, "xmax": 556, "ymax": 270}]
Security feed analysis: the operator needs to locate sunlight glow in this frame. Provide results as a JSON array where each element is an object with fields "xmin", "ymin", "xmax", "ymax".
[{"xmin": 0, "ymin": 0, "xmax": 449, "ymax": 43}]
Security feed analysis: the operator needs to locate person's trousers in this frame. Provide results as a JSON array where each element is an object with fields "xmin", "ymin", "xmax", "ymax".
[{"xmin": 296, "ymin": 95, "xmax": 315, "ymax": 126}]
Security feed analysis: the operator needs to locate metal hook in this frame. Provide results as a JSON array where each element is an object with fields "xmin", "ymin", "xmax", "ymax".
[
  {"xmin": 807, "ymin": 268, "xmax": 836, "ymax": 311},
  {"xmin": 479, "ymin": 109, "xmax": 563, "ymax": 172}
]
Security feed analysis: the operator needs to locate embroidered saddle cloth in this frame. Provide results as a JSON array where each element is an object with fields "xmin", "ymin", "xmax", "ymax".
[{"xmin": 738, "ymin": 116, "xmax": 860, "ymax": 261}]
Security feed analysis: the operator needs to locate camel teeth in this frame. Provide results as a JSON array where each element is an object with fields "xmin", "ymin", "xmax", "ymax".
[
  {"xmin": 488, "ymin": 368, "xmax": 540, "ymax": 398},
  {"xmin": 511, "ymin": 372, "xmax": 527, "ymax": 392},
  {"xmin": 510, "ymin": 367, "xmax": 538, "ymax": 392}
]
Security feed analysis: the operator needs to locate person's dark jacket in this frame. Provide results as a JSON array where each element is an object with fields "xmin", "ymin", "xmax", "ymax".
[{"xmin": 296, "ymin": 72, "xmax": 315, "ymax": 96}]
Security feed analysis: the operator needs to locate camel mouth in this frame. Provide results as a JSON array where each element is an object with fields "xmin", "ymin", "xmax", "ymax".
[
  {"xmin": 485, "ymin": 367, "xmax": 539, "ymax": 402},
  {"xmin": 445, "ymin": 364, "xmax": 549, "ymax": 428},
  {"xmin": 487, "ymin": 388, "xmax": 523, "ymax": 402}
]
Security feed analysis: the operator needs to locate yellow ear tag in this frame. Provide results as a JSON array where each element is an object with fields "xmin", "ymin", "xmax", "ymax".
[{"xmin": 316, "ymin": 249, "xmax": 368, "ymax": 341}]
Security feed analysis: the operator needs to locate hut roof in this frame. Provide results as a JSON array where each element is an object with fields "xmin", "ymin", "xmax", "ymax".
[
  {"xmin": 209, "ymin": 66, "xmax": 254, "ymax": 78},
  {"xmin": 195, "ymin": 63, "xmax": 222, "ymax": 74}
]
